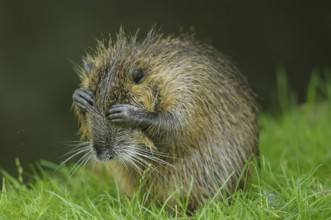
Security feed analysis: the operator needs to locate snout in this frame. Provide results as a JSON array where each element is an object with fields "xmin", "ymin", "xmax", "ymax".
[{"xmin": 92, "ymin": 144, "xmax": 114, "ymax": 161}]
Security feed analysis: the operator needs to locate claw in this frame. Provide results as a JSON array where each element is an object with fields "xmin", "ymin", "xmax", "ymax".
[{"xmin": 73, "ymin": 88, "xmax": 95, "ymax": 111}]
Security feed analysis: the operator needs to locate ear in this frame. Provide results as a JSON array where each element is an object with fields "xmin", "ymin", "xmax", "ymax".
[{"xmin": 84, "ymin": 62, "xmax": 95, "ymax": 74}]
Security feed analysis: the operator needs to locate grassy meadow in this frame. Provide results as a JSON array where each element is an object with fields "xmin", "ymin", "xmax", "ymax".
[{"xmin": 1, "ymin": 72, "xmax": 331, "ymax": 219}]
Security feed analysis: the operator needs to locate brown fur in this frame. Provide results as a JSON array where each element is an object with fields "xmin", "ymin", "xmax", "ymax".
[{"xmin": 73, "ymin": 28, "xmax": 259, "ymax": 210}]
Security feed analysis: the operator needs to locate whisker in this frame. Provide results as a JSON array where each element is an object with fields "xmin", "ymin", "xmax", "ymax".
[
  {"xmin": 128, "ymin": 146, "xmax": 175, "ymax": 169},
  {"xmin": 125, "ymin": 156, "xmax": 143, "ymax": 175},
  {"xmin": 69, "ymin": 150, "xmax": 91, "ymax": 175},
  {"xmin": 57, "ymin": 141, "xmax": 92, "ymax": 174},
  {"xmin": 120, "ymin": 146, "xmax": 169, "ymax": 179},
  {"xmin": 116, "ymin": 153, "xmax": 130, "ymax": 172}
]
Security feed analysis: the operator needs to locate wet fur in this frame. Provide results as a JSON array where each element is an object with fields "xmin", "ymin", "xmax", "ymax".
[{"xmin": 73, "ymin": 28, "xmax": 259, "ymax": 210}]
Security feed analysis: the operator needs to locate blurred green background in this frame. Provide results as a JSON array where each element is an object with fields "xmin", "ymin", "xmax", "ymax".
[{"xmin": 0, "ymin": 0, "xmax": 330, "ymax": 174}]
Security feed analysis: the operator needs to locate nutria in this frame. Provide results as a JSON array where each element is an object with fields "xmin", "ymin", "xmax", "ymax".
[{"xmin": 72, "ymin": 28, "xmax": 259, "ymax": 211}]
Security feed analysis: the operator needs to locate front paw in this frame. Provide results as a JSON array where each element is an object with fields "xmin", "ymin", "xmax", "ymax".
[
  {"xmin": 106, "ymin": 104, "xmax": 142, "ymax": 128},
  {"xmin": 72, "ymin": 88, "xmax": 95, "ymax": 112}
]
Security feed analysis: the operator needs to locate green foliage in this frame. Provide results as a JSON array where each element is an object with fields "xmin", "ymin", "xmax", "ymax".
[
  {"xmin": 1, "ymin": 72, "xmax": 331, "ymax": 219},
  {"xmin": 276, "ymin": 67, "xmax": 297, "ymax": 113}
]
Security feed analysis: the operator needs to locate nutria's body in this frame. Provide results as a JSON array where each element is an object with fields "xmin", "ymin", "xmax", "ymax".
[{"xmin": 72, "ymin": 29, "xmax": 259, "ymax": 210}]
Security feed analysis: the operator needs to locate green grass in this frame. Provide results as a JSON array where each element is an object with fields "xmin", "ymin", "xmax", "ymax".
[{"xmin": 1, "ymin": 72, "xmax": 331, "ymax": 219}]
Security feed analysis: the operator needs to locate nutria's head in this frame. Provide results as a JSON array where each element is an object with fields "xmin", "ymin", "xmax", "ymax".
[{"xmin": 74, "ymin": 31, "xmax": 170, "ymax": 166}]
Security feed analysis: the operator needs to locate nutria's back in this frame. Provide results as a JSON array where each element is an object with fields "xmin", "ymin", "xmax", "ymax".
[{"xmin": 72, "ymin": 29, "xmax": 259, "ymax": 210}]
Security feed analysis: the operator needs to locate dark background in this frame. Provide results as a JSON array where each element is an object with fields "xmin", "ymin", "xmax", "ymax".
[{"xmin": 1, "ymin": 0, "xmax": 330, "ymax": 174}]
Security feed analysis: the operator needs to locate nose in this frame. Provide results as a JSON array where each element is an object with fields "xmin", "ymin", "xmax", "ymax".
[
  {"xmin": 93, "ymin": 145, "xmax": 114, "ymax": 161},
  {"xmin": 94, "ymin": 145, "xmax": 107, "ymax": 155}
]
